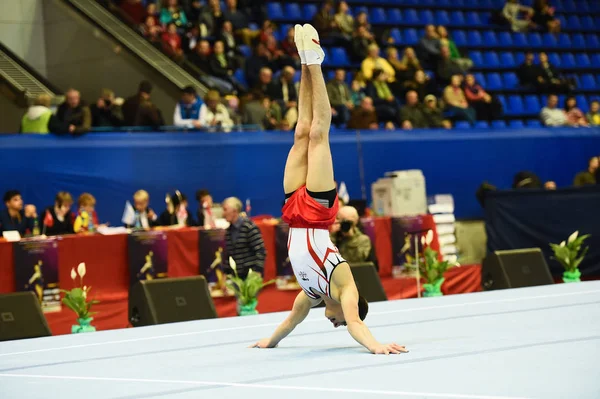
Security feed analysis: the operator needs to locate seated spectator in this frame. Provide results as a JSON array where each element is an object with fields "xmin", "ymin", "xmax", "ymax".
[
  {"xmin": 437, "ymin": 26, "xmax": 473, "ymax": 72},
  {"xmin": 354, "ymin": 11, "xmax": 371, "ymax": 32},
  {"xmin": 196, "ymin": 189, "xmax": 216, "ymax": 228},
  {"xmin": 90, "ymin": 88, "xmax": 124, "ymax": 128},
  {"xmin": 267, "ymin": 66, "xmax": 298, "ymax": 128},
  {"xmin": 223, "ymin": 196, "xmax": 266, "ymax": 279},
  {"xmin": 43, "ymin": 192, "xmax": 75, "ymax": 236},
  {"xmin": 443, "ymin": 75, "xmax": 477, "ymax": 126},
  {"xmin": 347, "ymin": 97, "xmax": 378, "ymax": 130},
  {"xmin": 516, "ymin": 51, "xmax": 540, "ymax": 88},
  {"xmin": 241, "ymin": 91, "xmax": 282, "ymax": 130},
  {"xmin": 208, "ymin": 40, "xmax": 238, "ymax": 83},
  {"xmin": 437, "ymin": 45, "xmax": 466, "ymax": 87},
  {"xmin": 0, "ymin": 190, "xmax": 36, "ymax": 236},
  {"xmin": 326, "ymin": 69, "xmax": 353, "ymax": 127},
  {"xmin": 349, "ymin": 79, "xmax": 366, "ymax": 106},
  {"xmin": 182, "ymin": 25, "xmax": 201, "ymax": 55},
  {"xmin": 463, "ymin": 74, "xmax": 503, "ymax": 122},
  {"xmin": 330, "ymin": 205, "xmax": 377, "ymax": 270},
  {"xmin": 503, "ymin": 0, "xmax": 535, "ymax": 32},
  {"xmin": 264, "ymin": 35, "xmax": 294, "ymax": 71},
  {"xmin": 351, "ymin": 26, "xmax": 376, "ymax": 62},
  {"xmin": 403, "ymin": 70, "xmax": 435, "ymax": 101},
  {"xmin": 223, "ymin": 0, "xmax": 257, "ymax": 46},
  {"xmin": 122, "ymin": 81, "xmax": 164, "ymax": 128},
  {"xmin": 126, "ymin": 189, "xmax": 159, "ymax": 229},
  {"xmin": 199, "ymin": 90, "xmax": 234, "ymax": 131},
  {"xmin": 398, "ymin": 91, "xmax": 428, "ymax": 130},
  {"xmin": 564, "ymin": 96, "xmax": 589, "ymax": 127},
  {"xmin": 186, "ymin": 0, "xmax": 204, "ymax": 23},
  {"xmin": 174, "ymin": 85, "xmax": 203, "ymax": 128},
  {"xmin": 20, "ymin": 94, "xmax": 61, "ymax": 134},
  {"xmin": 280, "ymin": 26, "xmax": 301, "ymax": 68},
  {"xmin": 188, "ymin": 39, "xmax": 211, "ymax": 73},
  {"xmin": 218, "ymin": 21, "xmax": 241, "ymax": 64},
  {"xmin": 313, "ymin": 0, "xmax": 337, "ymax": 38},
  {"xmin": 257, "ymin": 19, "xmax": 275, "ymax": 44},
  {"xmin": 140, "ymin": 14, "xmax": 164, "ymax": 50},
  {"xmin": 198, "ymin": 0, "xmax": 224, "ymax": 37},
  {"xmin": 387, "ymin": 47, "xmax": 422, "ymax": 83},
  {"xmin": 586, "ymin": 100, "xmax": 600, "ymax": 126},
  {"xmin": 158, "ymin": 191, "xmax": 196, "ymax": 227},
  {"xmin": 245, "ymin": 43, "xmax": 274, "ymax": 89},
  {"xmin": 73, "ymin": 193, "xmax": 100, "ymax": 233},
  {"xmin": 417, "ymin": 25, "xmax": 441, "ymax": 68},
  {"xmin": 145, "ymin": 2, "xmax": 160, "ymax": 26},
  {"xmin": 253, "ymin": 67, "xmax": 273, "ymax": 95},
  {"xmin": 365, "ymin": 69, "xmax": 398, "ymax": 123},
  {"xmin": 56, "ymin": 89, "xmax": 91, "ymax": 135},
  {"xmin": 573, "ymin": 156, "xmax": 598, "ymax": 186},
  {"xmin": 544, "ymin": 181, "xmax": 557, "ymax": 190},
  {"xmin": 540, "ymin": 94, "xmax": 569, "ymax": 126},
  {"xmin": 159, "ymin": 0, "xmax": 188, "ymax": 31},
  {"xmin": 334, "ymin": 1, "xmax": 354, "ymax": 39},
  {"xmin": 423, "ymin": 94, "xmax": 452, "ymax": 129},
  {"xmin": 361, "ymin": 44, "xmax": 396, "ymax": 84},
  {"xmin": 161, "ymin": 22, "xmax": 184, "ymax": 62},
  {"xmin": 533, "ymin": 0, "xmax": 561, "ymax": 33},
  {"xmin": 537, "ymin": 52, "xmax": 574, "ymax": 94}
]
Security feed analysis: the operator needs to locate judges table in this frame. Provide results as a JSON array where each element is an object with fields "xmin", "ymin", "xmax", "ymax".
[{"xmin": 0, "ymin": 219, "xmax": 482, "ymax": 336}]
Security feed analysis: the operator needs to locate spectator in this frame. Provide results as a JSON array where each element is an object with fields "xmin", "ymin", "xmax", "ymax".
[
  {"xmin": 241, "ymin": 91, "xmax": 282, "ymax": 130},
  {"xmin": 20, "ymin": 94, "xmax": 61, "ymax": 134},
  {"xmin": 334, "ymin": 1, "xmax": 354, "ymax": 38},
  {"xmin": 403, "ymin": 70, "xmax": 434, "ymax": 101},
  {"xmin": 264, "ymin": 34, "xmax": 293, "ymax": 70},
  {"xmin": 533, "ymin": 0, "xmax": 561, "ymax": 33},
  {"xmin": 245, "ymin": 43, "xmax": 274, "ymax": 89},
  {"xmin": 417, "ymin": 25, "xmax": 441, "ymax": 68},
  {"xmin": 267, "ymin": 66, "xmax": 298, "ymax": 127},
  {"xmin": 182, "ymin": 25, "xmax": 201, "ymax": 55},
  {"xmin": 73, "ymin": 193, "xmax": 100, "ymax": 233},
  {"xmin": 196, "ymin": 189, "xmax": 216, "ymax": 228},
  {"xmin": 218, "ymin": 20, "xmax": 244, "ymax": 67},
  {"xmin": 436, "ymin": 45, "xmax": 465, "ymax": 87},
  {"xmin": 540, "ymin": 94, "xmax": 569, "ymax": 126},
  {"xmin": 0, "ymin": 190, "xmax": 36, "ymax": 236},
  {"xmin": 140, "ymin": 14, "xmax": 163, "ymax": 50},
  {"xmin": 516, "ymin": 51, "xmax": 540, "ymax": 88},
  {"xmin": 162, "ymin": 22, "xmax": 184, "ymax": 62},
  {"xmin": 208, "ymin": 40, "xmax": 237, "ymax": 83},
  {"xmin": 365, "ymin": 69, "xmax": 398, "ymax": 123},
  {"xmin": 159, "ymin": 0, "xmax": 188, "ymax": 30},
  {"xmin": 188, "ymin": 39, "xmax": 211, "ymax": 73},
  {"xmin": 198, "ymin": 0, "xmax": 224, "ymax": 36},
  {"xmin": 423, "ymin": 94, "xmax": 452, "ymax": 129},
  {"xmin": 564, "ymin": 96, "xmax": 589, "ymax": 127},
  {"xmin": 537, "ymin": 52, "xmax": 573, "ymax": 93},
  {"xmin": 361, "ymin": 43, "xmax": 396, "ymax": 83},
  {"xmin": 398, "ymin": 91, "xmax": 428, "ymax": 130},
  {"xmin": 43, "ymin": 192, "xmax": 75, "ymax": 236},
  {"xmin": 502, "ymin": 0, "xmax": 535, "ymax": 32},
  {"xmin": 313, "ymin": 0, "xmax": 337, "ymax": 38},
  {"xmin": 89, "ymin": 88, "xmax": 124, "ymax": 128},
  {"xmin": 145, "ymin": 2, "xmax": 160, "ymax": 25},
  {"xmin": 351, "ymin": 25, "xmax": 376, "ymax": 62},
  {"xmin": 353, "ymin": 11, "xmax": 371, "ymax": 32},
  {"xmin": 119, "ymin": 0, "xmax": 146, "ymax": 25},
  {"xmin": 463, "ymin": 74, "xmax": 503, "ymax": 122},
  {"xmin": 349, "ymin": 79, "xmax": 366, "ymax": 106},
  {"xmin": 573, "ymin": 156, "xmax": 598, "ymax": 186},
  {"xmin": 443, "ymin": 74, "xmax": 477, "ymax": 126},
  {"xmin": 158, "ymin": 191, "xmax": 196, "ymax": 227},
  {"xmin": 347, "ymin": 97, "xmax": 378, "ymax": 130},
  {"xmin": 544, "ymin": 181, "xmax": 557, "ymax": 190},
  {"xmin": 586, "ymin": 100, "xmax": 600, "ymax": 126},
  {"xmin": 223, "ymin": 196, "xmax": 266, "ymax": 279},
  {"xmin": 437, "ymin": 26, "xmax": 473, "ymax": 72},
  {"xmin": 326, "ymin": 69, "xmax": 353, "ymax": 127},
  {"xmin": 257, "ymin": 19, "xmax": 275, "ymax": 44},
  {"xmin": 386, "ymin": 47, "xmax": 422, "ymax": 83},
  {"xmin": 253, "ymin": 67, "xmax": 273, "ymax": 95},
  {"xmin": 199, "ymin": 90, "xmax": 234, "ymax": 131},
  {"xmin": 330, "ymin": 205, "xmax": 377, "ymax": 269},
  {"xmin": 174, "ymin": 85, "xmax": 203, "ymax": 128},
  {"xmin": 122, "ymin": 81, "xmax": 164, "ymax": 128},
  {"xmin": 223, "ymin": 0, "xmax": 257, "ymax": 46},
  {"xmin": 56, "ymin": 89, "xmax": 91, "ymax": 135},
  {"xmin": 186, "ymin": 0, "xmax": 204, "ymax": 23},
  {"xmin": 280, "ymin": 26, "xmax": 301, "ymax": 68},
  {"xmin": 126, "ymin": 189, "xmax": 159, "ymax": 229}
]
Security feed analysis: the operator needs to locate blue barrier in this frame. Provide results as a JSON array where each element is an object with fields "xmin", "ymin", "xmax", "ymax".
[{"xmin": 1, "ymin": 128, "xmax": 599, "ymax": 226}]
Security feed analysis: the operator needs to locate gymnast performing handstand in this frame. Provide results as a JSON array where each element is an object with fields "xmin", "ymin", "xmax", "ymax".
[{"xmin": 250, "ymin": 24, "xmax": 408, "ymax": 355}]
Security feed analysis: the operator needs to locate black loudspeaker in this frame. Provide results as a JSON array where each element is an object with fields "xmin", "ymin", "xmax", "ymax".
[
  {"xmin": 481, "ymin": 248, "xmax": 554, "ymax": 290},
  {"xmin": 350, "ymin": 262, "xmax": 388, "ymax": 302},
  {"xmin": 129, "ymin": 276, "xmax": 217, "ymax": 327},
  {"xmin": 0, "ymin": 292, "xmax": 51, "ymax": 341}
]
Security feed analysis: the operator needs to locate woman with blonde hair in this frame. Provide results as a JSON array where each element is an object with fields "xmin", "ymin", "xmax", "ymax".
[{"xmin": 199, "ymin": 90, "xmax": 234, "ymax": 132}]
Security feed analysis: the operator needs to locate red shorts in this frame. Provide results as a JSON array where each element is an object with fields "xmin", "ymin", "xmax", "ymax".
[{"xmin": 281, "ymin": 185, "xmax": 339, "ymax": 229}]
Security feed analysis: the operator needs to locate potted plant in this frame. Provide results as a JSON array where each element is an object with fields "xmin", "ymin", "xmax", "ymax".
[
  {"xmin": 549, "ymin": 231, "xmax": 590, "ymax": 283},
  {"xmin": 225, "ymin": 257, "xmax": 274, "ymax": 316},
  {"xmin": 61, "ymin": 262, "xmax": 100, "ymax": 333},
  {"xmin": 419, "ymin": 230, "xmax": 454, "ymax": 297}
]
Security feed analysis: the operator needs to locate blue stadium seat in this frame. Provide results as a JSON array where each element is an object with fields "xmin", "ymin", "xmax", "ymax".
[
  {"xmin": 576, "ymin": 53, "xmax": 591, "ymax": 68},
  {"xmin": 388, "ymin": 9, "xmax": 402, "ymax": 24},
  {"xmin": 524, "ymin": 95, "xmax": 541, "ymax": 114},
  {"xmin": 575, "ymin": 95, "xmax": 589, "ymax": 113},
  {"xmin": 469, "ymin": 51, "xmax": 483, "ymax": 66},
  {"xmin": 571, "ymin": 34, "xmax": 586, "ymax": 49},
  {"xmin": 557, "ymin": 33, "xmax": 572, "ymax": 49},
  {"xmin": 562, "ymin": 0, "xmax": 577, "ymax": 12},
  {"xmin": 404, "ymin": 29, "xmax": 419, "ymax": 45},
  {"xmin": 512, "ymin": 33, "xmax": 528, "ymax": 48},
  {"xmin": 238, "ymin": 45, "xmax": 251, "ymax": 58},
  {"xmin": 503, "ymin": 72, "xmax": 519, "ymax": 89},
  {"xmin": 404, "ymin": 9, "xmax": 419, "ymax": 24},
  {"xmin": 452, "ymin": 30, "xmax": 467, "ymax": 47},
  {"xmin": 435, "ymin": 10, "xmax": 450, "ymax": 25},
  {"xmin": 526, "ymin": 120, "xmax": 542, "ymax": 128},
  {"xmin": 509, "ymin": 120, "xmax": 525, "ymax": 128},
  {"xmin": 482, "ymin": 31, "xmax": 498, "ymax": 47},
  {"xmin": 548, "ymin": 53, "xmax": 562, "ymax": 67},
  {"xmin": 508, "ymin": 95, "xmax": 525, "ymax": 116},
  {"xmin": 465, "ymin": 12, "xmax": 482, "ymax": 26},
  {"xmin": 497, "ymin": 32, "xmax": 513, "ymax": 47},
  {"xmin": 449, "ymin": 11, "xmax": 465, "ymax": 26},
  {"xmin": 542, "ymin": 33, "xmax": 557, "ymax": 48},
  {"xmin": 497, "ymin": 95, "xmax": 508, "ymax": 113},
  {"xmin": 454, "ymin": 121, "xmax": 471, "ymax": 129},
  {"xmin": 486, "ymin": 73, "xmax": 503, "ymax": 90},
  {"xmin": 420, "ymin": 10, "xmax": 435, "ymax": 25},
  {"xmin": 567, "ymin": 15, "xmax": 581, "ymax": 30},
  {"xmin": 483, "ymin": 52, "xmax": 500, "ymax": 68},
  {"xmin": 467, "ymin": 31, "xmax": 482, "ymax": 46},
  {"xmin": 234, "ymin": 69, "xmax": 247, "ymax": 87},
  {"xmin": 473, "ymin": 73, "xmax": 486, "ymax": 86},
  {"xmin": 491, "ymin": 120, "xmax": 507, "ymax": 129},
  {"xmin": 276, "ymin": 24, "xmax": 292, "ymax": 42},
  {"xmin": 597, "ymin": 75, "xmax": 600, "ymax": 88},
  {"xmin": 586, "ymin": 34, "xmax": 599, "ymax": 49},
  {"xmin": 267, "ymin": 3, "xmax": 284, "ymax": 20},
  {"xmin": 370, "ymin": 8, "xmax": 386, "ymax": 24},
  {"xmin": 591, "ymin": 54, "xmax": 600, "ymax": 66},
  {"xmin": 581, "ymin": 74, "xmax": 597, "ymax": 89},
  {"xmin": 303, "ymin": 4, "xmax": 317, "ymax": 20},
  {"xmin": 329, "ymin": 47, "xmax": 350, "ymax": 67},
  {"xmin": 561, "ymin": 53, "xmax": 576, "ymax": 68},
  {"xmin": 528, "ymin": 33, "xmax": 543, "ymax": 48},
  {"xmin": 284, "ymin": 3, "xmax": 302, "ymax": 20},
  {"xmin": 389, "ymin": 28, "xmax": 402, "ymax": 43},
  {"xmin": 475, "ymin": 121, "xmax": 489, "ymax": 129},
  {"xmin": 500, "ymin": 52, "xmax": 516, "ymax": 67},
  {"xmin": 514, "ymin": 52, "xmax": 526, "ymax": 65}
]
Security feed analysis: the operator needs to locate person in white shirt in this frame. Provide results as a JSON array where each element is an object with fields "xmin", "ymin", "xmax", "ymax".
[
  {"xmin": 173, "ymin": 86, "xmax": 203, "ymax": 129},
  {"xmin": 540, "ymin": 94, "xmax": 570, "ymax": 127},
  {"xmin": 199, "ymin": 90, "xmax": 234, "ymax": 132}
]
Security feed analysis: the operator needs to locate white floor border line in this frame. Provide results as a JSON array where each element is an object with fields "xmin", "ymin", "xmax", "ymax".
[
  {"xmin": 0, "ymin": 373, "xmax": 532, "ymax": 399},
  {"xmin": 1, "ymin": 287, "xmax": 599, "ymax": 358}
]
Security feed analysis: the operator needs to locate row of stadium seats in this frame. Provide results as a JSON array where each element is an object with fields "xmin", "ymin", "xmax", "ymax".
[
  {"xmin": 498, "ymin": 94, "xmax": 597, "ymax": 116},
  {"xmin": 267, "ymin": 3, "xmax": 600, "ymax": 29},
  {"xmin": 467, "ymin": 52, "xmax": 600, "ymax": 69}
]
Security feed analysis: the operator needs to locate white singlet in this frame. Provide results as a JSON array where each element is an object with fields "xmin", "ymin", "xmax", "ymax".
[{"xmin": 287, "ymin": 227, "xmax": 346, "ymax": 301}]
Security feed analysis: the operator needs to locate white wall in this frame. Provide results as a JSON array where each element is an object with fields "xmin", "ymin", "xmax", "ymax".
[{"xmin": 0, "ymin": 0, "xmax": 47, "ymax": 76}]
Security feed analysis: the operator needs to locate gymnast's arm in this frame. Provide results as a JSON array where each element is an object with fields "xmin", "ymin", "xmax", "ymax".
[{"xmin": 250, "ymin": 291, "xmax": 318, "ymax": 348}]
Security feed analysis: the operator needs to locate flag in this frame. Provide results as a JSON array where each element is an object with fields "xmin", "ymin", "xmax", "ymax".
[
  {"xmin": 121, "ymin": 201, "xmax": 135, "ymax": 225},
  {"xmin": 245, "ymin": 198, "xmax": 251, "ymax": 215},
  {"xmin": 43, "ymin": 210, "xmax": 54, "ymax": 228},
  {"xmin": 338, "ymin": 181, "xmax": 350, "ymax": 204}
]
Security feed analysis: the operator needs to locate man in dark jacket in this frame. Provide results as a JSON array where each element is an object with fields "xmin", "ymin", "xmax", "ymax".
[
  {"xmin": 0, "ymin": 190, "xmax": 36, "ymax": 236},
  {"xmin": 122, "ymin": 81, "xmax": 164, "ymax": 128},
  {"xmin": 55, "ymin": 89, "xmax": 91, "ymax": 135}
]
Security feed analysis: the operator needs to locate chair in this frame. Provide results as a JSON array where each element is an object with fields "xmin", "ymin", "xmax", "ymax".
[
  {"xmin": 404, "ymin": 29, "xmax": 418, "ymax": 45},
  {"xmin": 526, "ymin": 120, "xmax": 542, "ymax": 128},
  {"xmin": 388, "ymin": 9, "xmax": 402, "ymax": 24},
  {"xmin": 454, "ymin": 121, "xmax": 471, "ymax": 129},
  {"xmin": 486, "ymin": 73, "xmax": 503, "ymax": 90},
  {"xmin": 452, "ymin": 30, "xmax": 467, "ymax": 47},
  {"xmin": 267, "ymin": 3, "xmax": 284, "ymax": 20},
  {"xmin": 503, "ymin": 72, "xmax": 519, "ymax": 89},
  {"xmin": 500, "ymin": 52, "xmax": 516, "ymax": 68},
  {"xmin": 491, "ymin": 120, "xmax": 507, "ymax": 128},
  {"xmin": 483, "ymin": 52, "xmax": 500, "ymax": 68},
  {"xmin": 473, "ymin": 73, "xmax": 486, "ymax": 86},
  {"xmin": 467, "ymin": 31, "xmax": 482, "ymax": 46},
  {"xmin": 420, "ymin": 10, "xmax": 435, "ymax": 25},
  {"xmin": 435, "ymin": 10, "xmax": 450, "ymax": 26},
  {"xmin": 303, "ymin": 4, "xmax": 317, "ymax": 20},
  {"xmin": 469, "ymin": 51, "xmax": 483, "ymax": 66},
  {"xmin": 567, "ymin": 15, "xmax": 581, "ymax": 30},
  {"xmin": 482, "ymin": 31, "xmax": 498, "ymax": 47},
  {"xmin": 509, "ymin": 120, "xmax": 525, "ymax": 128},
  {"xmin": 542, "ymin": 33, "xmax": 557, "ymax": 48},
  {"xmin": 329, "ymin": 47, "xmax": 350, "ymax": 67},
  {"xmin": 586, "ymin": 34, "xmax": 599, "ymax": 49},
  {"xmin": 581, "ymin": 74, "xmax": 597, "ymax": 90},
  {"xmin": 581, "ymin": 16, "xmax": 595, "ymax": 31},
  {"xmin": 238, "ymin": 45, "xmax": 251, "ymax": 58},
  {"xmin": 465, "ymin": 11, "xmax": 482, "ymax": 26},
  {"xmin": 389, "ymin": 28, "xmax": 402, "ymax": 43},
  {"xmin": 528, "ymin": 33, "xmax": 543, "ymax": 48},
  {"xmin": 548, "ymin": 53, "xmax": 562, "ymax": 67},
  {"xmin": 284, "ymin": 3, "xmax": 302, "ymax": 20},
  {"xmin": 575, "ymin": 95, "xmax": 589, "ymax": 113},
  {"xmin": 508, "ymin": 95, "xmax": 525, "ymax": 116},
  {"xmin": 497, "ymin": 32, "xmax": 513, "ymax": 47},
  {"xmin": 370, "ymin": 8, "xmax": 386, "ymax": 24},
  {"xmin": 512, "ymin": 32, "xmax": 528, "ymax": 47},
  {"xmin": 558, "ymin": 33, "xmax": 572, "ymax": 49},
  {"xmin": 560, "ymin": 53, "xmax": 576, "ymax": 69},
  {"xmin": 475, "ymin": 121, "xmax": 490, "ymax": 129},
  {"xmin": 524, "ymin": 95, "xmax": 541, "ymax": 114},
  {"xmin": 576, "ymin": 54, "xmax": 591, "ymax": 68},
  {"xmin": 404, "ymin": 9, "xmax": 419, "ymax": 24},
  {"xmin": 449, "ymin": 11, "xmax": 465, "ymax": 26},
  {"xmin": 571, "ymin": 34, "xmax": 586, "ymax": 50}
]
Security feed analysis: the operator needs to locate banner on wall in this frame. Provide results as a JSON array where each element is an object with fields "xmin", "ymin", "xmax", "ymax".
[
  {"xmin": 391, "ymin": 216, "xmax": 439, "ymax": 278},
  {"xmin": 275, "ymin": 222, "xmax": 300, "ymax": 290},
  {"xmin": 128, "ymin": 231, "xmax": 168, "ymax": 286},
  {"xmin": 360, "ymin": 217, "xmax": 376, "ymax": 245},
  {"xmin": 199, "ymin": 229, "xmax": 233, "ymax": 297},
  {"xmin": 13, "ymin": 238, "xmax": 61, "ymax": 313}
]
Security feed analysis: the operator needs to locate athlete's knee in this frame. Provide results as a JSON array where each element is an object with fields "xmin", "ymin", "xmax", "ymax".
[
  {"xmin": 309, "ymin": 121, "xmax": 329, "ymax": 142},
  {"xmin": 294, "ymin": 120, "xmax": 310, "ymax": 141}
]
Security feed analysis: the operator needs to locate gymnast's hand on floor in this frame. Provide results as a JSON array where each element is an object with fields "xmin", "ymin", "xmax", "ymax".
[
  {"xmin": 249, "ymin": 338, "xmax": 277, "ymax": 348},
  {"xmin": 370, "ymin": 343, "xmax": 408, "ymax": 355}
]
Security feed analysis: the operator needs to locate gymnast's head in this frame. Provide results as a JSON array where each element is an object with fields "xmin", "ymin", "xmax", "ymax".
[{"xmin": 325, "ymin": 295, "xmax": 369, "ymax": 328}]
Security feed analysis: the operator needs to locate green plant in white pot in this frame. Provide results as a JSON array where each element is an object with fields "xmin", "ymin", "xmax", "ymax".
[
  {"xmin": 549, "ymin": 231, "xmax": 590, "ymax": 283},
  {"xmin": 225, "ymin": 257, "xmax": 274, "ymax": 316},
  {"xmin": 61, "ymin": 262, "xmax": 100, "ymax": 333},
  {"xmin": 416, "ymin": 230, "xmax": 454, "ymax": 297}
]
